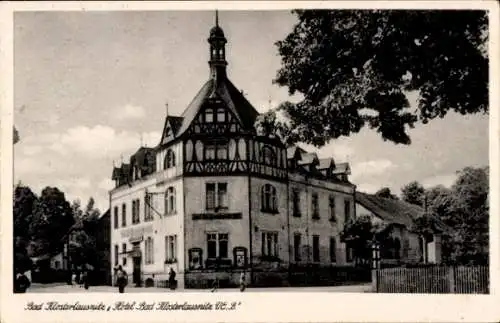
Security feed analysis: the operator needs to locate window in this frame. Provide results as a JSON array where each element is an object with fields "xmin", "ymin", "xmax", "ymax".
[
  {"xmin": 204, "ymin": 140, "xmax": 228, "ymax": 160},
  {"xmin": 144, "ymin": 193, "xmax": 153, "ymax": 221},
  {"xmin": 206, "ymin": 233, "xmax": 229, "ymax": 259},
  {"xmin": 313, "ymin": 235, "xmax": 320, "ymax": 262},
  {"xmin": 165, "ymin": 187, "xmax": 176, "ymax": 215},
  {"xmin": 205, "ymin": 108, "xmax": 213, "ymax": 122},
  {"xmin": 329, "ymin": 196, "xmax": 336, "ymax": 222},
  {"xmin": 121, "ymin": 204, "xmax": 127, "ymax": 227},
  {"xmin": 216, "ymin": 108, "xmax": 226, "ymax": 122},
  {"xmin": 132, "ymin": 199, "xmax": 140, "ymax": 224},
  {"xmin": 165, "ymin": 235, "xmax": 177, "ymax": 262},
  {"xmin": 206, "ymin": 183, "xmax": 228, "ymax": 210},
  {"xmin": 54, "ymin": 261, "xmax": 60, "ymax": 269},
  {"xmin": 261, "ymin": 232, "xmax": 279, "ymax": 257},
  {"xmin": 114, "ymin": 206, "xmax": 119, "ymax": 229},
  {"xmin": 292, "ymin": 189, "xmax": 301, "ymax": 217},
  {"xmin": 114, "ymin": 244, "xmax": 119, "ymax": 266},
  {"xmin": 261, "ymin": 184, "xmax": 277, "ymax": 212},
  {"xmin": 164, "ymin": 149, "xmax": 176, "ymax": 169},
  {"xmin": 330, "ymin": 237, "xmax": 336, "ymax": 263},
  {"xmin": 294, "ymin": 233, "xmax": 301, "ymax": 261},
  {"xmin": 145, "ymin": 237, "xmax": 154, "ymax": 264},
  {"xmin": 262, "ymin": 146, "xmax": 276, "ymax": 165},
  {"xmin": 344, "ymin": 199, "xmax": 351, "ymax": 224},
  {"xmin": 312, "ymin": 192, "xmax": 319, "ymax": 219},
  {"xmin": 122, "ymin": 243, "xmax": 127, "ymax": 265}
]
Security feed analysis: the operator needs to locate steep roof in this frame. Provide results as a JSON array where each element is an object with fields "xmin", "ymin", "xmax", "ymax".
[
  {"xmin": 174, "ymin": 78, "xmax": 259, "ymax": 136},
  {"xmin": 287, "ymin": 146, "xmax": 306, "ymax": 159},
  {"xmin": 355, "ymin": 192, "xmax": 423, "ymax": 228},
  {"xmin": 298, "ymin": 152, "xmax": 319, "ymax": 166}
]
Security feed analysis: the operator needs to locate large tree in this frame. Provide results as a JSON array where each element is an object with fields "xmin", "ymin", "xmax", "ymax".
[
  {"xmin": 401, "ymin": 181, "xmax": 425, "ymax": 206},
  {"xmin": 29, "ymin": 187, "xmax": 74, "ymax": 256},
  {"xmin": 266, "ymin": 10, "xmax": 488, "ymax": 146}
]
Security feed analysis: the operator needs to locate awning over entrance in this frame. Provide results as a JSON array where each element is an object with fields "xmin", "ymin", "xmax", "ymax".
[{"xmin": 121, "ymin": 249, "xmax": 142, "ymax": 258}]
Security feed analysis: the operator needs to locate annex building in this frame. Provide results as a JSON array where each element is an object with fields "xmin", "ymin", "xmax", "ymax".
[{"xmin": 109, "ymin": 14, "xmax": 355, "ymax": 288}]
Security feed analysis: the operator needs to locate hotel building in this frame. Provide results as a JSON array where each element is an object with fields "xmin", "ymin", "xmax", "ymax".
[{"xmin": 109, "ymin": 14, "xmax": 356, "ymax": 288}]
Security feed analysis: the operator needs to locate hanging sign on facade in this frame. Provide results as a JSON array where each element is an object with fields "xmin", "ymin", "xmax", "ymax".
[{"xmin": 120, "ymin": 225, "xmax": 154, "ymax": 240}]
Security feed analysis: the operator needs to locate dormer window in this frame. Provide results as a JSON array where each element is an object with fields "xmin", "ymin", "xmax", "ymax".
[{"xmin": 164, "ymin": 149, "xmax": 176, "ymax": 169}]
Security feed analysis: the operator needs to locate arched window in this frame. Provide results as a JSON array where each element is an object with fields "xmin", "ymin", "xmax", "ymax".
[
  {"xmin": 261, "ymin": 184, "xmax": 277, "ymax": 213},
  {"xmin": 164, "ymin": 149, "xmax": 175, "ymax": 169},
  {"xmin": 134, "ymin": 165, "xmax": 140, "ymax": 180},
  {"xmin": 145, "ymin": 237, "xmax": 154, "ymax": 264},
  {"xmin": 165, "ymin": 186, "xmax": 176, "ymax": 215},
  {"xmin": 262, "ymin": 146, "xmax": 277, "ymax": 166}
]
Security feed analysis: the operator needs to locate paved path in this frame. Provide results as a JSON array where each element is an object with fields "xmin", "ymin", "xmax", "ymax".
[{"xmin": 29, "ymin": 283, "xmax": 372, "ymax": 293}]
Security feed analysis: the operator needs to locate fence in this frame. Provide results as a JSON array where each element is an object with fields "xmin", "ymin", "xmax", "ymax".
[{"xmin": 375, "ymin": 266, "xmax": 489, "ymax": 294}]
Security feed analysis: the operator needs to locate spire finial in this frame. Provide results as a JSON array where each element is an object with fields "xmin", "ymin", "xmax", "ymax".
[
  {"xmin": 215, "ymin": 10, "xmax": 219, "ymax": 27},
  {"xmin": 120, "ymin": 154, "xmax": 124, "ymax": 164},
  {"xmin": 165, "ymin": 102, "xmax": 169, "ymax": 116}
]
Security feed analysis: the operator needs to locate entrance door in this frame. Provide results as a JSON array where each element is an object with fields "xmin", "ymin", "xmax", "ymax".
[{"xmin": 133, "ymin": 257, "xmax": 141, "ymax": 286}]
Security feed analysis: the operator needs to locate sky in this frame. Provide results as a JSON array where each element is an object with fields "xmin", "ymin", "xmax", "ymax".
[{"xmin": 13, "ymin": 10, "xmax": 489, "ymax": 213}]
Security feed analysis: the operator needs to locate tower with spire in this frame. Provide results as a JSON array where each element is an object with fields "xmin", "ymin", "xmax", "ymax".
[{"xmin": 108, "ymin": 12, "xmax": 356, "ymax": 290}]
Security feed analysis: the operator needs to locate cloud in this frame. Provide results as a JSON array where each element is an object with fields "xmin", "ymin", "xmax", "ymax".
[
  {"xmin": 98, "ymin": 178, "xmax": 114, "ymax": 191},
  {"xmin": 19, "ymin": 125, "xmax": 161, "ymax": 160},
  {"xmin": 356, "ymin": 183, "xmax": 381, "ymax": 194},
  {"xmin": 116, "ymin": 104, "xmax": 146, "ymax": 120},
  {"xmin": 421, "ymin": 173, "xmax": 457, "ymax": 189},
  {"xmin": 352, "ymin": 159, "xmax": 397, "ymax": 178}
]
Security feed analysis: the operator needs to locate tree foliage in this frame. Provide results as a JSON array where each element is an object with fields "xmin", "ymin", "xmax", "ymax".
[
  {"xmin": 375, "ymin": 187, "xmax": 398, "ymax": 200},
  {"xmin": 401, "ymin": 181, "xmax": 425, "ymax": 206},
  {"xmin": 269, "ymin": 10, "xmax": 488, "ymax": 147},
  {"xmin": 408, "ymin": 167, "xmax": 489, "ymax": 265},
  {"xmin": 28, "ymin": 187, "xmax": 74, "ymax": 256},
  {"xmin": 68, "ymin": 198, "xmax": 101, "ymax": 267},
  {"xmin": 340, "ymin": 215, "xmax": 390, "ymax": 266}
]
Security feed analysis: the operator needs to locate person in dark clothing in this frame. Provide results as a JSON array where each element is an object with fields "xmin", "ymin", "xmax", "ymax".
[
  {"xmin": 116, "ymin": 266, "xmax": 128, "ymax": 293},
  {"xmin": 239, "ymin": 271, "xmax": 246, "ymax": 292},
  {"xmin": 82, "ymin": 270, "xmax": 89, "ymax": 290},
  {"xmin": 168, "ymin": 267, "xmax": 177, "ymax": 290},
  {"xmin": 14, "ymin": 270, "xmax": 31, "ymax": 293}
]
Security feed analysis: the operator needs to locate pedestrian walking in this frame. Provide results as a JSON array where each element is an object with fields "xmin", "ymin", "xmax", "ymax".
[
  {"xmin": 14, "ymin": 269, "xmax": 31, "ymax": 293},
  {"xmin": 239, "ymin": 271, "xmax": 246, "ymax": 292},
  {"xmin": 115, "ymin": 265, "xmax": 128, "ymax": 293},
  {"xmin": 82, "ymin": 269, "xmax": 89, "ymax": 290},
  {"xmin": 168, "ymin": 267, "xmax": 177, "ymax": 290},
  {"xmin": 211, "ymin": 278, "xmax": 218, "ymax": 292}
]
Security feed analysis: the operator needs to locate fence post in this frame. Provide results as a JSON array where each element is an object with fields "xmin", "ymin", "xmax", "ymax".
[
  {"xmin": 371, "ymin": 243, "xmax": 380, "ymax": 292},
  {"xmin": 448, "ymin": 266, "xmax": 455, "ymax": 293}
]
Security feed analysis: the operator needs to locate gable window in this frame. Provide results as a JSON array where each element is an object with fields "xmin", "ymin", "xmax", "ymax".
[
  {"xmin": 261, "ymin": 231, "xmax": 279, "ymax": 258},
  {"xmin": 207, "ymin": 233, "xmax": 229, "ymax": 259},
  {"xmin": 294, "ymin": 233, "xmax": 301, "ymax": 262},
  {"xmin": 216, "ymin": 108, "xmax": 226, "ymax": 122},
  {"xmin": 344, "ymin": 199, "xmax": 351, "ymax": 224},
  {"xmin": 132, "ymin": 199, "xmax": 140, "ymax": 224},
  {"xmin": 312, "ymin": 235, "xmax": 320, "ymax": 262},
  {"xmin": 329, "ymin": 195, "xmax": 336, "ymax": 222},
  {"xmin": 206, "ymin": 183, "xmax": 228, "ymax": 211},
  {"xmin": 114, "ymin": 206, "xmax": 119, "ymax": 229},
  {"xmin": 204, "ymin": 140, "xmax": 228, "ymax": 160},
  {"xmin": 164, "ymin": 149, "xmax": 175, "ymax": 169},
  {"xmin": 262, "ymin": 146, "xmax": 277, "ymax": 165},
  {"xmin": 312, "ymin": 192, "xmax": 320, "ymax": 219},
  {"xmin": 145, "ymin": 237, "xmax": 154, "ymax": 265},
  {"xmin": 121, "ymin": 204, "xmax": 127, "ymax": 227},
  {"xmin": 261, "ymin": 184, "xmax": 277, "ymax": 213},
  {"xmin": 292, "ymin": 189, "xmax": 301, "ymax": 217},
  {"xmin": 330, "ymin": 237, "xmax": 336, "ymax": 263},
  {"xmin": 205, "ymin": 108, "xmax": 214, "ymax": 123}
]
